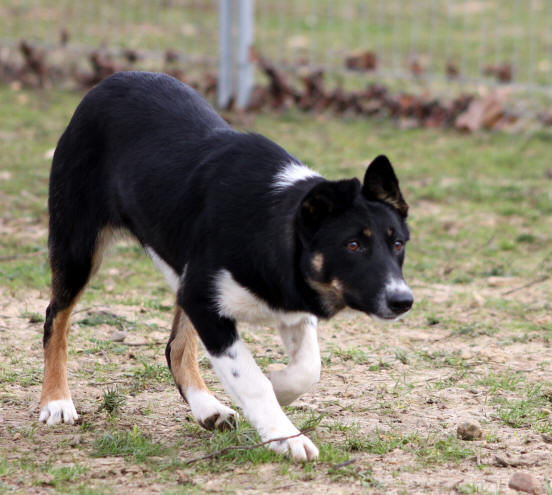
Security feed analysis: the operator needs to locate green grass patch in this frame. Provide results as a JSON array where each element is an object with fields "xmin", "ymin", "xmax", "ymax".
[
  {"xmin": 494, "ymin": 384, "xmax": 552, "ymax": 432},
  {"xmin": 342, "ymin": 429, "xmax": 474, "ymax": 465},
  {"xmin": 92, "ymin": 425, "xmax": 169, "ymax": 462},
  {"xmin": 99, "ymin": 388, "xmax": 127, "ymax": 417},
  {"xmin": 127, "ymin": 362, "xmax": 172, "ymax": 394}
]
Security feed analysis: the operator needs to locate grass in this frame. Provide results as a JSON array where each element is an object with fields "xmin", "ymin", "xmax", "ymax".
[
  {"xmin": 92, "ymin": 425, "xmax": 169, "ymax": 462},
  {"xmin": 341, "ymin": 428, "xmax": 474, "ymax": 465},
  {"xmin": 100, "ymin": 388, "xmax": 126, "ymax": 417}
]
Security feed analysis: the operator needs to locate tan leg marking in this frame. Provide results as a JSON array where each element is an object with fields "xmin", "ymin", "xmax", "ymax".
[
  {"xmin": 40, "ymin": 303, "xmax": 77, "ymax": 407},
  {"xmin": 169, "ymin": 306, "xmax": 238, "ymax": 431},
  {"xmin": 40, "ymin": 229, "xmax": 111, "ymax": 424},
  {"xmin": 168, "ymin": 307, "xmax": 208, "ymax": 394}
]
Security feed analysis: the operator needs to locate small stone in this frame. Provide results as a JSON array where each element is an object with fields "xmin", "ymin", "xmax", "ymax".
[
  {"xmin": 542, "ymin": 433, "xmax": 552, "ymax": 444},
  {"xmin": 124, "ymin": 334, "xmax": 147, "ymax": 345},
  {"xmin": 508, "ymin": 472, "xmax": 541, "ymax": 494},
  {"xmin": 109, "ymin": 331, "xmax": 128, "ymax": 342},
  {"xmin": 457, "ymin": 420, "xmax": 483, "ymax": 441},
  {"xmin": 68, "ymin": 435, "xmax": 81, "ymax": 447},
  {"xmin": 540, "ymin": 408, "xmax": 551, "ymax": 416}
]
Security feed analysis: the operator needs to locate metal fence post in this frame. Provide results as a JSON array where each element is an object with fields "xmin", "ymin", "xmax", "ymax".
[
  {"xmin": 236, "ymin": 0, "xmax": 254, "ymax": 109},
  {"xmin": 218, "ymin": 0, "xmax": 233, "ymax": 109}
]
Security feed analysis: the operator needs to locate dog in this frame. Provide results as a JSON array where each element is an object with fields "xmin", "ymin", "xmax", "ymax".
[{"xmin": 39, "ymin": 71, "xmax": 413, "ymax": 461}]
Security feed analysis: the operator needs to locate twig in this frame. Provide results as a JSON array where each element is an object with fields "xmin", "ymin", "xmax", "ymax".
[
  {"xmin": 501, "ymin": 275, "xmax": 550, "ymax": 296},
  {"xmin": 87, "ymin": 379, "xmax": 126, "ymax": 386},
  {"xmin": 329, "ymin": 459, "xmax": 356, "ymax": 470},
  {"xmin": 0, "ymin": 249, "xmax": 47, "ymax": 262},
  {"xmin": 184, "ymin": 427, "xmax": 315, "ymax": 465},
  {"xmin": 123, "ymin": 341, "xmax": 165, "ymax": 346},
  {"xmin": 73, "ymin": 306, "xmax": 99, "ymax": 315}
]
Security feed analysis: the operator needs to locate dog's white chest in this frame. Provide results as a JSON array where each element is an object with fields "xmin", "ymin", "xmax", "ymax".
[{"xmin": 214, "ymin": 269, "xmax": 310, "ymax": 327}]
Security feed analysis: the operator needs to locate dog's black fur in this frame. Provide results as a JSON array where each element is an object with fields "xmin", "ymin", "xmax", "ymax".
[{"xmin": 46, "ymin": 71, "xmax": 412, "ymax": 359}]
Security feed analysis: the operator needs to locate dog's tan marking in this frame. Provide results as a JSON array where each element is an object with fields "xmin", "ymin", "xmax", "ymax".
[
  {"xmin": 169, "ymin": 306, "xmax": 238, "ymax": 431},
  {"xmin": 40, "ymin": 302, "xmax": 78, "ymax": 407},
  {"xmin": 387, "ymin": 227, "xmax": 394, "ymax": 237},
  {"xmin": 307, "ymin": 278, "xmax": 346, "ymax": 316},
  {"xmin": 168, "ymin": 307, "xmax": 208, "ymax": 395},
  {"xmin": 91, "ymin": 227, "xmax": 115, "ymax": 276},
  {"xmin": 311, "ymin": 253, "xmax": 324, "ymax": 273},
  {"xmin": 363, "ymin": 228, "xmax": 372, "ymax": 237},
  {"xmin": 41, "ymin": 228, "xmax": 115, "ymax": 412}
]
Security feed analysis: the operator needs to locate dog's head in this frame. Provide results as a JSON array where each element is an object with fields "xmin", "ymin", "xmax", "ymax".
[{"xmin": 297, "ymin": 155, "xmax": 413, "ymax": 320}]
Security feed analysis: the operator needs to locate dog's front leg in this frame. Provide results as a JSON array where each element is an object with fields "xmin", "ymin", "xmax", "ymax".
[
  {"xmin": 166, "ymin": 306, "xmax": 238, "ymax": 431},
  {"xmin": 208, "ymin": 338, "xmax": 319, "ymax": 461},
  {"xmin": 269, "ymin": 315, "xmax": 321, "ymax": 406}
]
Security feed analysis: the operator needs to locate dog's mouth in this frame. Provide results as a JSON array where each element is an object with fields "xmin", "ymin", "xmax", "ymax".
[{"xmin": 370, "ymin": 310, "xmax": 410, "ymax": 322}]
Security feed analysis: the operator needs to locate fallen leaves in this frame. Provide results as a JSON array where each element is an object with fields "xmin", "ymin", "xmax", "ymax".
[
  {"xmin": 0, "ymin": 38, "xmax": 530, "ymax": 132},
  {"xmin": 455, "ymin": 89, "xmax": 509, "ymax": 132}
]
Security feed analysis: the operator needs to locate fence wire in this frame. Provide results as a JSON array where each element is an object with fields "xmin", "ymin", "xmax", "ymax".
[{"xmin": 1, "ymin": 0, "xmax": 551, "ymax": 93}]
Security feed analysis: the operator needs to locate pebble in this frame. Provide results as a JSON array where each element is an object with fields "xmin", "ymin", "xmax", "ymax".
[
  {"xmin": 508, "ymin": 472, "xmax": 541, "ymax": 495},
  {"xmin": 456, "ymin": 420, "xmax": 483, "ymax": 441},
  {"xmin": 542, "ymin": 433, "xmax": 552, "ymax": 444},
  {"xmin": 68, "ymin": 435, "xmax": 81, "ymax": 447},
  {"xmin": 109, "ymin": 330, "xmax": 128, "ymax": 342}
]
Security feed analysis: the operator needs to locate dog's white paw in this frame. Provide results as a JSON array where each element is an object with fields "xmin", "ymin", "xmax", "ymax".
[
  {"xmin": 269, "ymin": 433, "xmax": 319, "ymax": 461},
  {"xmin": 186, "ymin": 388, "xmax": 239, "ymax": 431},
  {"xmin": 39, "ymin": 399, "xmax": 78, "ymax": 425}
]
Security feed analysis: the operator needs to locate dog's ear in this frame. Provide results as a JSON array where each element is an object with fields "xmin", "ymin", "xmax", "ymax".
[
  {"xmin": 297, "ymin": 179, "xmax": 360, "ymax": 242},
  {"xmin": 362, "ymin": 155, "xmax": 408, "ymax": 217}
]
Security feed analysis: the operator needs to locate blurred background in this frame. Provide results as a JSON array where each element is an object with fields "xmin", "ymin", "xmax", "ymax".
[{"xmin": 3, "ymin": 0, "xmax": 552, "ymax": 126}]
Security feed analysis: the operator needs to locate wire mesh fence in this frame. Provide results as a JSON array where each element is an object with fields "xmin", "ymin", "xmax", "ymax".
[
  {"xmin": 0, "ymin": 0, "xmax": 219, "ymax": 65},
  {"xmin": 255, "ymin": 0, "xmax": 552, "ymax": 93},
  {"xmin": 1, "ymin": 0, "xmax": 551, "ymax": 94}
]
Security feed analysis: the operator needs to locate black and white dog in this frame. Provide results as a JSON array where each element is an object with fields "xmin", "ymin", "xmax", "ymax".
[{"xmin": 39, "ymin": 72, "xmax": 413, "ymax": 461}]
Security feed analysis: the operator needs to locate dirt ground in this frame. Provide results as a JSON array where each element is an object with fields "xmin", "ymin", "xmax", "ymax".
[{"xmin": 1, "ymin": 272, "xmax": 551, "ymax": 494}]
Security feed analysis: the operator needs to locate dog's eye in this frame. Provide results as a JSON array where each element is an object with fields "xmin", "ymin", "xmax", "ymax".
[
  {"xmin": 394, "ymin": 240, "xmax": 404, "ymax": 252},
  {"xmin": 346, "ymin": 241, "xmax": 360, "ymax": 252}
]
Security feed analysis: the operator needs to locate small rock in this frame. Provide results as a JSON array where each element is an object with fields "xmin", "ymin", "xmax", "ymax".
[
  {"xmin": 68, "ymin": 435, "xmax": 81, "ymax": 447},
  {"xmin": 542, "ymin": 433, "xmax": 552, "ymax": 444},
  {"xmin": 540, "ymin": 408, "xmax": 551, "ymax": 416},
  {"xmin": 457, "ymin": 420, "xmax": 483, "ymax": 441},
  {"xmin": 123, "ymin": 334, "xmax": 147, "ymax": 345},
  {"xmin": 109, "ymin": 331, "xmax": 128, "ymax": 342},
  {"xmin": 508, "ymin": 472, "xmax": 541, "ymax": 494}
]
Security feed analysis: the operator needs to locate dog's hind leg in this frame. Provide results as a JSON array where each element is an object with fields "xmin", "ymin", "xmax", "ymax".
[
  {"xmin": 269, "ymin": 316, "xmax": 321, "ymax": 406},
  {"xmin": 165, "ymin": 307, "xmax": 238, "ymax": 431},
  {"xmin": 40, "ymin": 228, "xmax": 111, "ymax": 425}
]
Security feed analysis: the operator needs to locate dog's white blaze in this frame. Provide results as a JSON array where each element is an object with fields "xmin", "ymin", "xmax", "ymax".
[
  {"xmin": 385, "ymin": 277, "xmax": 412, "ymax": 298},
  {"xmin": 145, "ymin": 247, "xmax": 186, "ymax": 292},
  {"xmin": 39, "ymin": 399, "xmax": 78, "ymax": 425},
  {"xmin": 374, "ymin": 276, "xmax": 413, "ymax": 320},
  {"xmin": 215, "ymin": 269, "xmax": 311, "ymax": 326},
  {"xmin": 273, "ymin": 162, "xmax": 321, "ymax": 191},
  {"xmin": 269, "ymin": 316, "xmax": 321, "ymax": 406},
  {"xmin": 208, "ymin": 339, "xmax": 319, "ymax": 460},
  {"xmin": 185, "ymin": 387, "xmax": 237, "ymax": 426}
]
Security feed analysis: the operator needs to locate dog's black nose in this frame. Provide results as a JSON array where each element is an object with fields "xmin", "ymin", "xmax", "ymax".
[{"xmin": 387, "ymin": 292, "xmax": 413, "ymax": 314}]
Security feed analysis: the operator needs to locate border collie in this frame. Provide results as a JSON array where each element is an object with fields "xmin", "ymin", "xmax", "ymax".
[{"xmin": 39, "ymin": 72, "xmax": 413, "ymax": 461}]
